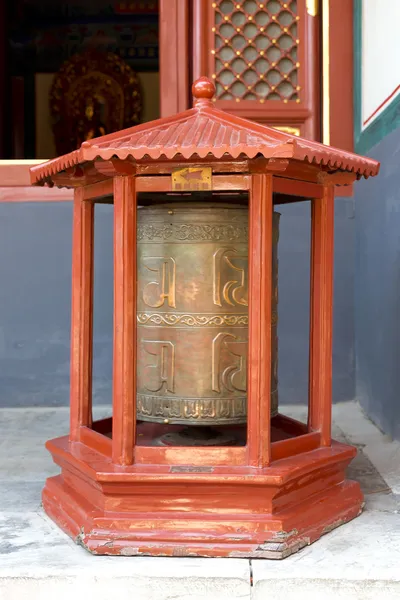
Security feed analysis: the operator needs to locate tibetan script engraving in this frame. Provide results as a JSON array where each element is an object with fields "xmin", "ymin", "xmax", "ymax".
[
  {"xmin": 136, "ymin": 394, "xmax": 246, "ymax": 423},
  {"xmin": 143, "ymin": 340, "xmax": 175, "ymax": 393},
  {"xmin": 213, "ymin": 247, "xmax": 248, "ymax": 307},
  {"xmin": 212, "ymin": 332, "xmax": 247, "ymax": 394},
  {"xmin": 142, "ymin": 256, "xmax": 176, "ymax": 308}
]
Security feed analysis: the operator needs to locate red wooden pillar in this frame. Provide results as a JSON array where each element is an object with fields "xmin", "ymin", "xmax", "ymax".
[
  {"xmin": 308, "ymin": 184, "xmax": 335, "ymax": 445},
  {"xmin": 159, "ymin": 0, "xmax": 189, "ymax": 117},
  {"xmin": 325, "ymin": 0, "xmax": 354, "ymax": 151},
  {"xmin": 112, "ymin": 176, "xmax": 136, "ymax": 465},
  {"xmin": 247, "ymin": 173, "xmax": 273, "ymax": 467},
  {"xmin": 69, "ymin": 187, "xmax": 94, "ymax": 441}
]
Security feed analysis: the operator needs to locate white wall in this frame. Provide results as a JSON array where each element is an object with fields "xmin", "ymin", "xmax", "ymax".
[{"xmin": 361, "ymin": 0, "xmax": 400, "ymax": 129}]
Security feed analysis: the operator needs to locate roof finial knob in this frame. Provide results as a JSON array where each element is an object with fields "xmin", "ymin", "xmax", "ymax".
[{"xmin": 192, "ymin": 77, "xmax": 215, "ymax": 107}]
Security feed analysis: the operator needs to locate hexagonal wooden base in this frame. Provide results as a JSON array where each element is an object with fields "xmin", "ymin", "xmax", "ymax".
[{"xmin": 42, "ymin": 434, "xmax": 364, "ymax": 559}]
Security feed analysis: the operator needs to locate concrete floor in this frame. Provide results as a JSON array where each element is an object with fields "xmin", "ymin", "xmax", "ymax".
[{"xmin": 0, "ymin": 402, "xmax": 400, "ymax": 599}]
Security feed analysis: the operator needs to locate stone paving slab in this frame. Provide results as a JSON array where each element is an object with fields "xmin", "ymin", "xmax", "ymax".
[
  {"xmin": 1, "ymin": 402, "xmax": 400, "ymax": 599},
  {"xmin": 0, "ymin": 511, "xmax": 250, "ymax": 600},
  {"xmin": 251, "ymin": 510, "xmax": 400, "ymax": 599}
]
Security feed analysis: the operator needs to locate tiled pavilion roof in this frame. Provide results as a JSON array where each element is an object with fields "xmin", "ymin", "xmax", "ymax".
[{"xmin": 31, "ymin": 77, "xmax": 379, "ymax": 186}]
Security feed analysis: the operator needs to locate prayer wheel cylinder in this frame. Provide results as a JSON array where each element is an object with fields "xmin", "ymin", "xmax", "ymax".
[{"xmin": 136, "ymin": 202, "xmax": 280, "ymax": 426}]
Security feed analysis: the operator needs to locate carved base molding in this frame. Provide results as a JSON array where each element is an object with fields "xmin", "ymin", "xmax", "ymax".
[{"xmin": 43, "ymin": 433, "xmax": 363, "ymax": 559}]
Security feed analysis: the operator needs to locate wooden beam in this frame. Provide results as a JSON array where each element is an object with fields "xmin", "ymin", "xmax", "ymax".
[
  {"xmin": 82, "ymin": 179, "xmax": 113, "ymax": 201},
  {"xmin": 273, "ymin": 176, "xmax": 324, "ymax": 199},
  {"xmin": 136, "ymin": 174, "xmax": 250, "ymax": 193},
  {"xmin": 136, "ymin": 159, "xmax": 250, "ymax": 175}
]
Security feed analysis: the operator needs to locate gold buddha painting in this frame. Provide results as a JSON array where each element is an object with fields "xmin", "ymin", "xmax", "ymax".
[{"xmin": 50, "ymin": 50, "xmax": 142, "ymax": 155}]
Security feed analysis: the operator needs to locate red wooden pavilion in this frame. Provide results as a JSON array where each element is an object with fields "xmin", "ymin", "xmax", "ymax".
[{"xmin": 30, "ymin": 77, "xmax": 379, "ymax": 558}]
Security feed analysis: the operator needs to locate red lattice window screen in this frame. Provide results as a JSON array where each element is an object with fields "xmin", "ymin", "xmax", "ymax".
[
  {"xmin": 213, "ymin": 0, "xmax": 300, "ymax": 103},
  {"xmin": 193, "ymin": 0, "xmax": 320, "ymax": 140}
]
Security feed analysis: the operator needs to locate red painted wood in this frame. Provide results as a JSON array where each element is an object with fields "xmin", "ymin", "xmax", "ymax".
[
  {"xmin": 134, "ymin": 446, "xmax": 246, "ymax": 467},
  {"xmin": 75, "ymin": 414, "xmax": 320, "ymax": 467},
  {"xmin": 330, "ymin": 0, "xmax": 354, "ymax": 197},
  {"xmin": 247, "ymin": 173, "xmax": 273, "ymax": 468},
  {"xmin": 214, "ymin": 103, "xmax": 313, "ymax": 126},
  {"xmin": 80, "ymin": 427, "xmax": 112, "ymax": 458},
  {"xmin": 136, "ymin": 158, "xmax": 250, "ymax": 174},
  {"xmin": 70, "ymin": 188, "xmax": 94, "ymax": 441},
  {"xmin": 273, "ymin": 176, "xmax": 323, "ymax": 199},
  {"xmin": 271, "ymin": 432, "xmax": 321, "ymax": 462},
  {"xmin": 112, "ymin": 176, "xmax": 136, "ymax": 465},
  {"xmin": 159, "ymin": 0, "xmax": 189, "ymax": 117},
  {"xmin": 308, "ymin": 185, "xmax": 335, "ymax": 446},
  {"xmin": 43, "ymin": 432, "xmax": 363, "ymax": 557},
  {"xmin": 45, "ymin": 432, "xmax": 357, "ymax": 480},
  {"xmin": 329, "ymin": 0, "xmax": 354, "ymax": 152},
  {"xmin": 135, "ymin": 173, "xmax": 250, "ymax": 193},
  {"xmin": 82, "ymin": 179, "xmax": 113, "ymax": 201}
]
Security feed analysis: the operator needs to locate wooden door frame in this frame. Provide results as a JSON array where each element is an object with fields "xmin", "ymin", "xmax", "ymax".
[
  {"xmin": 324, "ymin": 0, "xmax": 354, "ymax": 152},
  {"xmin": 159, "ymin": 0, "xmax": 190, "ymax": 117}
]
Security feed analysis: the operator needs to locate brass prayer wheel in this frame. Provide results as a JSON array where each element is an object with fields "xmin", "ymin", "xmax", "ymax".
[{"xmin": 136, "ymin": 202, "xmax": 280, "ymax": 426}]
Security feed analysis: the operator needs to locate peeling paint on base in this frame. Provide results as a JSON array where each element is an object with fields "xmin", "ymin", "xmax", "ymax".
[
  {"xmin": 76, "ymin": 527, "xmax": 92, "ymax": 553},
  {"xmin": 120, "ymin": 547, "xmax": 140, "ymax": 556},
  {"xmin": 271, "ymin": 529, "xmax": 299, "ymax": 540},
  {"xmin": 322, "ymin": 504, "xmax": 364, "ymax": 536}
]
